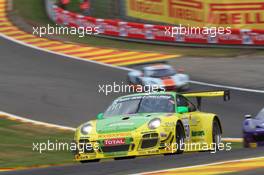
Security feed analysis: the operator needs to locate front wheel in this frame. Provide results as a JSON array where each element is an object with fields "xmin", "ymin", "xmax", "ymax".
[{"xmin": 212, "ymin": 119, "xmax": 222, "ymax": 148}]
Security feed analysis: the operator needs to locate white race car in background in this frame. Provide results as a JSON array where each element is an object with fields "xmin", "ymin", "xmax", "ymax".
[{"xmin": 128, "ymin": 64, "xmax": 190, "ymax": 91}]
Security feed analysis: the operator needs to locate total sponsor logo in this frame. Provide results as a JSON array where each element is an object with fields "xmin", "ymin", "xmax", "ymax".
[{"xmin": 104, "ymin": 138, "xmax": 126, "ymax": 146}]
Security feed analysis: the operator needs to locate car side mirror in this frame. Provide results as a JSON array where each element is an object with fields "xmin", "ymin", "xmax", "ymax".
[
  {"xmin": 177, "ymin": 106, "xmax": 189, "ymax": 114},
  {"xmin": 244, "ymin": 114, "xmax": 252, "ymax": 119},
  {"xmin": 96, "ymin": 113, "xmax": 104, "ymax": 120}
]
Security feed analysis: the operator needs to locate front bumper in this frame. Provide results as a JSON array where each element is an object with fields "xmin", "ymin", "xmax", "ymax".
[{"xmin": 74, "ymin": 131, "xmax": 174, "ymax": 161}]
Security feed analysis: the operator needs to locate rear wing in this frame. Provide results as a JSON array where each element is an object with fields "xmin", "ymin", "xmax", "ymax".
[{"xmin": 182, "ymin": 90, "xmax": 230, "ymax": 110}]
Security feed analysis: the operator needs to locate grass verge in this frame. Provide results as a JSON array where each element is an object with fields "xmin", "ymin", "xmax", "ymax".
[
  {"xmin": 0, "ymin": 117, "xmax": 75, "ymax": 168},
  {"xmin": 12, "ymin": 0, "xmax": 264, "ymax": 57},
  {"xmin": 228, "ymin": 141, "xmax": 243, "ymax": 149}
]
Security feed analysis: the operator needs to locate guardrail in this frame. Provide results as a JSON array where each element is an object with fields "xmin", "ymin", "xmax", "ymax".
[{"xmin": 45, "ymin": 0, "xmax": 264, "ymax": 48}]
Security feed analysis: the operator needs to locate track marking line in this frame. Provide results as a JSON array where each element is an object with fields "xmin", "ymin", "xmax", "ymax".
[
  {"xmin": 12, "ymin": 35, "xmax": 36, "ymax": 40},
  {"xmin": 190, "ymin": 80, "xmax": 264, "ymax": 94},
  {"xmin": 0, "ymin": 163, "xmax": 75, "ymax": 172},
  {"xmin": 0, "ymin": 111, "xmax": 75, "ymax": 131}
]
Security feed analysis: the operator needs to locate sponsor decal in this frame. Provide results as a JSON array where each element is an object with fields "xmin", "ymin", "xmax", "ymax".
[
  {"xmin": 75, "ymin": 154, "xmax": 96, "ymax": 160},
  {"xmin": 192, "ymin": 130, "xmax": 205, "ymax": 137},
  {"xmin": 104, "ymin": 151, "xmax": 128, "ymax": 156},
  {"xmin": 104, "ymin": 138, "xmax": 126, "ymax": 146},
  {"xmin": 54, "ymin": 3, "xmax": 264, "ymax": 45},
  {"xmin": 127, "ymin": 0, "xmax": 264, "ymax": 29},
  {"xmin": 138, "ymin": 150, "xmax": 160, "ymax": 154},
  {"xmin": 208, "ymin": 3, "xmax": 264, "ymax": 25},
  {"xmin": 129, "ymin": 0, "xmax": 165, "ymax": 15},
  {"xmin": 164, "ymin": 122, "xmax": 175, "ymax": 127},
  {"xmin": 98, "ymin": 133, "xmax": 131, "ymax": 139}
]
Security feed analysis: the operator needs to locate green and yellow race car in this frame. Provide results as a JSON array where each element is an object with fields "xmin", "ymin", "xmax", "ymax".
[{"xmin": 74, "ymin": 90, "xmax": 230, "ymax": 162}]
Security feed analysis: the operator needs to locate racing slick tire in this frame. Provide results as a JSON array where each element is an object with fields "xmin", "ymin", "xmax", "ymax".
[
  {"xmin": 212, "ymin": 118, "xmax": 222, "ymax": 150},
  {"xmin": 175, "ymin": 122, "xmax": 185, "ymax": 154},
  {"xmin": 243, "ymin": 137, "xmax": 250, "ymax": 148}
]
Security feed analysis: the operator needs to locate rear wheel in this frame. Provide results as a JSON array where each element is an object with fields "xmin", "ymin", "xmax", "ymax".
[
  {"xmin": 243, "ymin": 135, "xmax": 249, "ymax": 148},
  {"xmin": 175, "ymin": 122, "xmax": 185, "ymax": 154},
  {"xmin": 212, "ymin": 119, "xmax": 222, "ymax": 149}
]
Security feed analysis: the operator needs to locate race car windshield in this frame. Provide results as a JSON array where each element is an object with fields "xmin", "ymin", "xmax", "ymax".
[
  {"xmin": 138, "ymin": 95, "xmax": 175, "ymax": 113},
  {"xmin": 256, "ymin": 108, "xmax": 264, "ymax": 120},
  {"xmin": 104, "ymin": 95, "xmax": 175, "ymax": 117},
  {"xmin": 148, "ymin": 69, "xmax": 176, "ymax": 78}
]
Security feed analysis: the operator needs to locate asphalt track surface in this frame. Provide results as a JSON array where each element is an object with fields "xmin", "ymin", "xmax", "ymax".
[{"xmin": 0, "ymin": 36, "xmax": 264, "ymax": 174}]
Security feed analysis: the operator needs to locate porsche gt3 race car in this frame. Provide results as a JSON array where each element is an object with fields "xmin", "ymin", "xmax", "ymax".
[
  {"xmin": 74, "ymin": 90, "xmax": 230, "ymax": 162},
  {"xmin": 127, "ymin": 64, "xmax": 189, "ymax": 91},
  {"xmin": 243, "ymin": 108, "xmax": 264, "ymax": 148}
]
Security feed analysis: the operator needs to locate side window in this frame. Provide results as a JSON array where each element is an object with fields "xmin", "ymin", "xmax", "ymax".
[
  {"xmin": 176, "ymin": 95, "xmax": 197, "ymax": 112},
  {"xmin": 176, "ymin": 95, "xmax": 189, "ymax": 107}
]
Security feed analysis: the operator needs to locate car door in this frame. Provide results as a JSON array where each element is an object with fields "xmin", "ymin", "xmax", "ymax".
[{"xmin": 176, "ymin": 95, "xmax": 202, "ymax": 143}]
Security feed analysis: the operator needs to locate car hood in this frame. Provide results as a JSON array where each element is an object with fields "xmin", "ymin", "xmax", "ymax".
[
  {"xmin": 96, "ymin": 113, "xmax": 166, "ymax": 134},
  {"xmin": 244, "ymin": 119, "xmax": 264, "ymax": 131}
]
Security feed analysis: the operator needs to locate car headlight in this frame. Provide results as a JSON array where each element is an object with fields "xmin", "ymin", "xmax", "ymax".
[
  {"xmin": 148, "ymin": 118, "xmax": 161, "ymax": 129},
  {"xmin": 80, "ymin": 123, "xmax": 93, "ymax": 135}
]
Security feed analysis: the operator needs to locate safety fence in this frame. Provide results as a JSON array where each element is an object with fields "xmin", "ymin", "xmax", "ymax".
[{"xmin": 46, "ymin": 1, "xmax": 264, "ymax": 46}]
